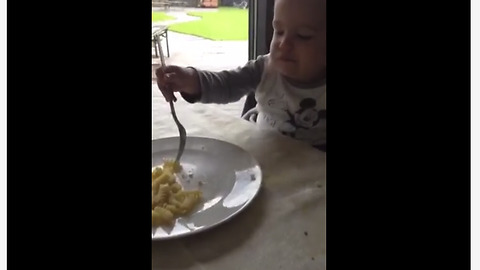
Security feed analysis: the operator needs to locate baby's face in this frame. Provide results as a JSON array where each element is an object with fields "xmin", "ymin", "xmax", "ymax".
[{"xmin": 270, "ymin": 0, "xmax": 326, "ymax": 84}]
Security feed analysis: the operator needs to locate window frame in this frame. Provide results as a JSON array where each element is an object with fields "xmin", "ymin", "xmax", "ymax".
[{"xmin": 248, "ymin": 0, "xmax": 274, "ymax": 60}]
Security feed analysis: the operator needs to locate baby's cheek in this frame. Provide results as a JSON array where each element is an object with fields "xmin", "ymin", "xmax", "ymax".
[
  {"xmin": 301, "ymin": 54, "xmax": 326, "ymax": 77},
  {"xmin": 269, "ymin": 42, "xmax": 278, "ymax": 55},
  {"xmin": 302, "ymin": 47, "xmax": 322, "ymax": 61}
]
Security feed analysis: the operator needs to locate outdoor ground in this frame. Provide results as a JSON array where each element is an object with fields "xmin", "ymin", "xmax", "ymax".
[{"xmin": 152, "ymin": 7, "xmax": 249, "ymax": 117}]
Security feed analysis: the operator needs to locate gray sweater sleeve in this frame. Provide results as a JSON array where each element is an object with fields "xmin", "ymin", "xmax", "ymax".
[{"xmin": 181, "ymin": 55, "xmax": 267, "ymax": 104}]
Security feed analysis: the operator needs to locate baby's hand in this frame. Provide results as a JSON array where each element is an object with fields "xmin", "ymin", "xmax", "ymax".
[{"xmin": 155, "ymin": 65, "xmax": 200, "ymax": 102}]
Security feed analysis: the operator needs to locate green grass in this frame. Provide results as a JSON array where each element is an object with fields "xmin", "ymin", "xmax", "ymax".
[
  {"xmin": 152, "ymin": 12, "xmax": 176, "ymax": 22},
  {"xmin": 168, "ymin": 8, "xmax": 248, "ymax": 41}
]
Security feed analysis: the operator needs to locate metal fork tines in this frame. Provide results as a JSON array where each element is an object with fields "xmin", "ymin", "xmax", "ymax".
[{"xmin": 158, "ymin": 34, "xmax": 186, "ymax": 163}]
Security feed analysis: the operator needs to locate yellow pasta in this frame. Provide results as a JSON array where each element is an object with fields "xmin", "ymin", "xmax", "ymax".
[
  {"xmin": 152, "ymin": 160, "xmax": 203, "ymax": 227},
  {"xmin": 152, "ymin": 185, "xmax": 169, "ymax": 204},
  {"xmin": 152, "ymin": 206, "xmax": 174, "ymax": 226},
  {"xmin": 179, "ymin": 192, "xmax": 202, "ymax": 211},
  {"xmin": 152, "ymin": 166, "xmax": 163, "ymax": 178},
  {"xmin": 170, "ymin": 182, "xmax": 182, "ymax": 193},
  {"xmin": 163, "ymin": 159, "xmax": 182, "ymax": 173},
  {"xmin": 163, "ymin": 204, "xmax": 180, "ymax": 214}
]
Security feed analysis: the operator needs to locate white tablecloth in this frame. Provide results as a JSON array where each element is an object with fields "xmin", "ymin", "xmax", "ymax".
[{"xmin": 152, "ymin": 84, "xmax": 326, "ymax": 270}]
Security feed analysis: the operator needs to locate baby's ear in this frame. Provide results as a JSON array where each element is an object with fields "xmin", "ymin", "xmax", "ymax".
[{"xmin": 299, "ymin": 98, "xmax": 316, "ymax": 109}]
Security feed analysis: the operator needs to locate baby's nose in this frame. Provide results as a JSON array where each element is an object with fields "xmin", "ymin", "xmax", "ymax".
[{"xmin": 278, "ymin": 37, "xmax": 294, "ymax": 50}]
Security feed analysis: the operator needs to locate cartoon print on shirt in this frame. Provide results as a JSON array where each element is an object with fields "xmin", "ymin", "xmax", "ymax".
[
  {"xmin": 266, "ymin": 91, "xmax": 287, "ymax": 110},
  {"xmin": 257, "ymin": 92, "xmax": 292, "ymax": 128},
  {"xmin": 281, "ymin": 98, "xmax": 326, "ymax": 138},
  {"xmin": 243, "ymin": 92, "xmax": 289, "ymax": 124}
]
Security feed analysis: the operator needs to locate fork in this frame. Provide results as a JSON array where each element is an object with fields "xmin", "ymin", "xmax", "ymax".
[
  {"xmin": 169, "ymin": 101, "xmax": 186, "ymax": 163},
  {"xmin": 158, "ymin": 37, "xmax": 186, "ymax": 163}
]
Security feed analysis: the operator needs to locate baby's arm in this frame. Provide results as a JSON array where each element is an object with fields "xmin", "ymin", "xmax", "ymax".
[{"xmin": 182, "ymin": 55, "xmax": 267, "ymax": 104}]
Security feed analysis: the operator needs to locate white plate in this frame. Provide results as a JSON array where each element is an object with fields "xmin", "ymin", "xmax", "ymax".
[{"xmin": 152, "ymin": 136, "xmax": 262, "ymax": 240}]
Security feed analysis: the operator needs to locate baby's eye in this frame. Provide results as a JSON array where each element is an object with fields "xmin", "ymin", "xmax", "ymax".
[
  {"xmin": 274, "ymin": 30, "xmax": 285, "ymax": 36},
  {"xmin": 297, "ymin": 34, "xmax": 313, "ymax": 40}
]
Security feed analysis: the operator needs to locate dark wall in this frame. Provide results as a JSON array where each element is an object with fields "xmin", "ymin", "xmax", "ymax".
[{"xmin": 221, "ymin": 0, "xmax": 235, "ymax": 6}]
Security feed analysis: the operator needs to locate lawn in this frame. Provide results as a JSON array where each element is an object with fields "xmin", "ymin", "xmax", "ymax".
[
  {"xmin": 168, "ymin": 8, "xmax": 248, "ymax": 41},
  {"xmin": 152, "ymin": 12, "xmax": 175, "ymax": 22}
]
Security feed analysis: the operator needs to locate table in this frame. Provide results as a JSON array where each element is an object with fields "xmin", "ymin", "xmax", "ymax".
[
  {"xmin": 152, "ymin": 84, "xmax": 326, "ymax": 270},
  {"xmin": 168, "ymin": 0, "xmax": 189, "ymax": 6},
  {"xmin": 152, "ymin": 0, "xmax": 171, "ymax": 9},
  {"xmin": 152, "ymin": 25, "xmax": 169, "ymax": 58}
]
